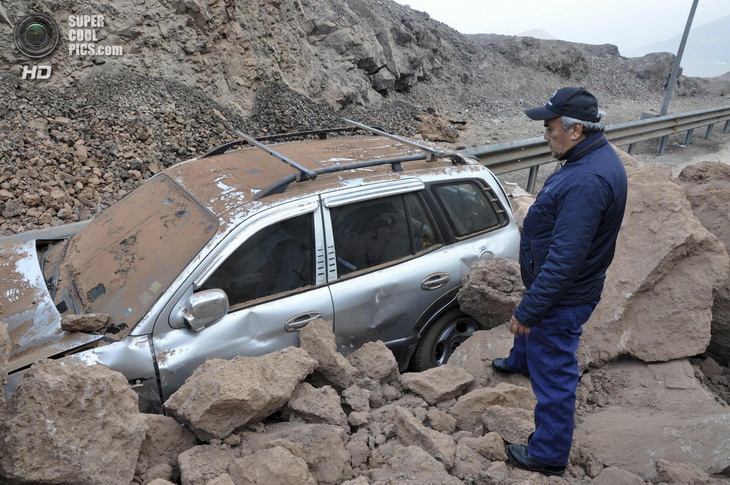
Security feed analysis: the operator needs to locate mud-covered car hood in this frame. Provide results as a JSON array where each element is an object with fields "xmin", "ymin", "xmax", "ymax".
[{"xmin": 0, "ymin": 240, "xmax": 103, "ymax": 373}]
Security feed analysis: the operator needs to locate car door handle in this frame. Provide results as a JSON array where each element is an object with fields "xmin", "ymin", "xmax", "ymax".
[
  {"xmin": 421, "ymin": 272, "xmax": 450, "ymax": 290},
  {"xmin": 285, "ymin": 312, "xmax": 322, "ymax": 332}
]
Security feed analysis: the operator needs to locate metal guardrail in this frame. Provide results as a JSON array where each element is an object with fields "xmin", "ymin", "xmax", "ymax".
[{"xmin": 460, "ymin": 106, "xmax": 730, "ymax": 193}]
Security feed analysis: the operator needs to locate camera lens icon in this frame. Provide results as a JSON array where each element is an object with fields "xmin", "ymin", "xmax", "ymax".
[{"xmin": 14, "ymin": 12, "xmax": 60, "ymax": 59}]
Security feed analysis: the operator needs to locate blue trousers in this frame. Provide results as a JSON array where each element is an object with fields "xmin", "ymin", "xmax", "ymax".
[{"xmin": 506, "ymin": 301, "xmax": 598, "ymax": 467}]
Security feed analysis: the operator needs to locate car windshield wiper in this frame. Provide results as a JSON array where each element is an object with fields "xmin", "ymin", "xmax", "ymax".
[{"xmin": 45, "ymin": 239, "xmax": 71, "ymax": 300}]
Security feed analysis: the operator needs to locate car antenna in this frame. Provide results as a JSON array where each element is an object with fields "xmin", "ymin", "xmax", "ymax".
[
  {"xmin": 233, "ymin": 130, "xmax": 318, "ymax": 182},
  {"xmin": 343, "ymin": 119, "xmax": 464, "ymax": 164}
]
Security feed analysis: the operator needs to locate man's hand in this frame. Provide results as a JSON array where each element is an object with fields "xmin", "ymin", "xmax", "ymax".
[{"xmin": 508, "ymin": 315, "xmax": 531, "ymax": 335}]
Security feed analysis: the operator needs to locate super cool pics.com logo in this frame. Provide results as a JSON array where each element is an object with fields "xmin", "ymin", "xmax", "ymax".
[{"xmin": 14, "ymin": 11, "xmax": 124, "ymax": 80}]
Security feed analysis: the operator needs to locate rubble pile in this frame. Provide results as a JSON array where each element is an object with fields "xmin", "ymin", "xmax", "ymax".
[{"xmin": 2, "ymin": 312, "xmax": 729, "ymax": 484}]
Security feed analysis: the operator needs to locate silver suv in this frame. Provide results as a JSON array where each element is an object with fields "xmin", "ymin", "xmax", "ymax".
[{"xmin": 1, "ymin": 122, "xmax": 519, "ymax": 411}]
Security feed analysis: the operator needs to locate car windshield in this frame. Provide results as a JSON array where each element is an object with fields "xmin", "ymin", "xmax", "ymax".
[{"xmin": 52, "ymin": 174, "xmax": 218, "ymax": 335}]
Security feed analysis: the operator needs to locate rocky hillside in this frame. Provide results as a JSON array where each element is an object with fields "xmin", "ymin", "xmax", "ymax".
[
  {"xmin": 1, "ymin": 1, "xmax": 730, "ymax": 484},
  {"xmin": 1, "ymin": 0, "xmax": 729, "ymax": 235}
]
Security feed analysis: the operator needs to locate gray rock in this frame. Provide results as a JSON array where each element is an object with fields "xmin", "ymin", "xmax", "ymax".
[
  {"xmin": 590, "ymin": 466, "xmax": 646, "ymax": 485},
  {"xmin": 164, "ymin": 347, "xmax": 318, "ymax": 440},
  {"xmin": 459, "ymin": 432, "xmax": 508, "ymax": 461},
  {"xmin": 392, "ymin": 406, "xmax": 456, "ymax": 468},
  {"xmin": 368, "ymin": 445, "xmax": 463, "ymax": 485},
  {"xmin": 239, "ymin": 422, "xmax": 352, "ymax": 485},
  {"xmin": 457, "ymin": 257, "xmax": 525, "ymax": 327},
  {"xmin": 481, "ymin": 405, "xmax": 534, "ymax": 445},
  {"xmin": 677, "ymin": 162, "xmax": 730, "ymax": 366},
  {"xmin": 60, "ymin": 312, "xmax": 109, "ymax": 332},
  {"xmin": 654, "ymin": 459, "xmax": 713, "ymax": 485},
  {"xmin": 574, "ymin": 359, "xmax": 730, "ymax": 477},
  {"xmin": 229, "ymin": 446, "xmax": 317, "ymax": 485},
  {"xmin": 177, "ymin": 445, "xmax": 238, "ymax": 485},
  {"xmin": 287, "ymin": 382, "xmax": 348, "ymax": 428},
  {"xmin": 299, "ymin": 318, "xmax": 357, "ymax": 390},
  {"xmin": 400, "ymin": 364, "xmax": 473, "ymax": 404},
  {"xmin": 348, "ymin": 340, "xmax": 399, "ymax": 382},
  {"xmin": 0, "ymin": 359, "xmax": 147, "ymax": 485},
  {"xmin": 135, "ymin": 414, "xmax": 197, "ymax": 482},
  {"xmin": 449, "ymin": 382, "xmax": 536, "ymax": 432},
  {"xmin": 583, "ymin": 156, "xmax": 730, "ymax": 366}
]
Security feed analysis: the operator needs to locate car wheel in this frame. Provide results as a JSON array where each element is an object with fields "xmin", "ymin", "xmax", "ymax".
[{"xmin": 410, "ymin": 309, "xmax": 480, "ymax": 371}]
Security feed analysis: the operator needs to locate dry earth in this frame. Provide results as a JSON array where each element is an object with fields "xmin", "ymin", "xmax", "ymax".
[{"xmin": 1, "ymin": 0, "xmax": 730, "ymax": 483}]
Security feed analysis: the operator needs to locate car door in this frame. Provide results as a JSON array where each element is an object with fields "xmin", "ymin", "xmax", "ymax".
[
  {"xmin": 152, "ymin": 197, "xmax": 333, "ymax": 401},
  {"xmin": 323, "ymin": 181, "xmax": 462, "ymax": 358}
]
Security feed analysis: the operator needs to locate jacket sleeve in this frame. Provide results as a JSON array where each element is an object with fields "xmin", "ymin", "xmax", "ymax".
[{"xmin": 514, "ymin": 175, "xmax": 611, "ymax": 327}]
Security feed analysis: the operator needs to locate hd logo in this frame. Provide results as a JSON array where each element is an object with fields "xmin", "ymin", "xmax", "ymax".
[{"xmin": 13, "ymin": 12, "xmax": 60, "ymax": 80}]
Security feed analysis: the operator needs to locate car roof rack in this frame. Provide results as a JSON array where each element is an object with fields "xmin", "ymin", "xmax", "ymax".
[
  {"xmin": 200, "ymin": 126, "xmax": 363, "ymax": 158},
  {"xmin": 200, "ymin": 121, "xmax": 468, "ymax": 201}
]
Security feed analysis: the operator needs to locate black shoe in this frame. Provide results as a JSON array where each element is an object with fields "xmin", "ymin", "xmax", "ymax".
[
  {"xmin": 506, "ymin": 444, "xmax": 566, "ymax": 477},
  {"xmin": 491, "ymin": 358, "xmax": 525, "ymax": 375}
]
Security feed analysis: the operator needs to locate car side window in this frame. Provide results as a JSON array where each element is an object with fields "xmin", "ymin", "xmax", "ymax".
[
  {"xmin": 200, "ymin": 213, "xmax": 315, "ymax": 307},
  {"xmin": 432, "ymin": 181, "xmax": 504, "ymax": 237},
  {"xmin": 331, "ymin": 193, "xmax": 441, "ymax": 276},
  {"xmin": 331, "ymin": 195, "xmax": 410, "ymax": 276}
]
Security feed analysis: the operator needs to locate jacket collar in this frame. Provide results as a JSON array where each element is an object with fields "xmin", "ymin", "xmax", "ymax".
[{"xmin": 561, "ymin": 132, "xmax": 608, "ymax": 163}]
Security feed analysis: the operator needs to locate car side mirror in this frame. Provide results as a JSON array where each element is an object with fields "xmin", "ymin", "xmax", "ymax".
[{"xmin": 183, "ymin": 289, "xmax": 229, "ymax": 331}]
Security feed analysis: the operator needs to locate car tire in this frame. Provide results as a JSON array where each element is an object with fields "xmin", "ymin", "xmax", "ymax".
[{"xmin": 410, "ymin": 308, "xmax": 480, "ymax": 371}]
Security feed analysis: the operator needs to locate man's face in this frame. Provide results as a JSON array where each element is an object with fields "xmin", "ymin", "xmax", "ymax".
[{"xmin": 543, "ymin": 117, "xmax": 582, "ymax": 160}]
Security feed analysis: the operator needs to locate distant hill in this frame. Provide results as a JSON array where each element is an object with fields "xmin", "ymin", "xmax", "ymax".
[
  {"xmin": 517, "ymin": 29, "xmax": 557, "ymax": 40},
  {"xmin": 622, "ymin": 15, "xmax": 730, "ymax": 78}
]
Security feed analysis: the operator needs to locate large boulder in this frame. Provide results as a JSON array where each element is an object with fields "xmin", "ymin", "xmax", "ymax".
[
  {"xmin": 582, "ymin": 156, "xmax": 729, "ymax": 366},
  {"xmin": 449, "ymin": 326, "xmax": 531, "ymax": 391},
  {"xmin": 299, "ymin": 317, "xmax": 357, "ymax": 390},
  {"xmin": 0, "ymin": 359, "xmax": 148, "ymax": 485},
  {"xmin": 229, "ymin": 446, "xmax": 317, "ymax": 485},
  {"xmin": 135, "ymin": 414, "xmax": 197, "ymax": 483},
  {"xmin": 457, "ymin": 257, "xmax": 525, "ymax": 328},
  {"xmin": 164, "ymin": 347, "xmax": 318, "ymax": 440},
  {"xmin": 400, "ymin": 364, "xmax": 474, "ymax": 404},
  {"xmin": 239, "ymin": 422, "xmax": 352, "ymax": 485},
  {"xmin": 367, "ymin": 445, "xmax": 463, "ymax": 485},
  {"xmin": 574, "ymin": 359, "xmax": 730, "ymax": 477},
  {"xmin": 449, "ymin": 382, "xmax": 535, "ymax": 432},
  {"xmin": 677, "ymin": 161, "xmax": 730, "ymax": 365},
  {"xmin": 347, "ymin": 340, "xmax": 400, "ymax": 382},
  {"xmin": 286, "ymin": 382, "xmax": 349, "ymax": 429},
  {"xmin": 392, "ymin": 406, "xmax": 456, "ymax": 468},
  {"xmin": 177, "ymin": 444, "xmax": 239, "ymax": 485}
]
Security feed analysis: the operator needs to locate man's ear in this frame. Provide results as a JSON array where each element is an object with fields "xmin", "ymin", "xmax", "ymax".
[{"xmin": 570, "ymin": 123, "xmax": 584, "ymax": 140}]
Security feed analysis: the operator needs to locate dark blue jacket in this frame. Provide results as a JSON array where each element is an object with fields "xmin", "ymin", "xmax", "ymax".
[{"xmin": 514, "ymin": 133, "xmax": 627, "ymax": 327}]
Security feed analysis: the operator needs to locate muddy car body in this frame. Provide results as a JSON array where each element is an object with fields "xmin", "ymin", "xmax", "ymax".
[{"xmin": 1, "ymin": 125, "xmax": 519, "ymax": 411}]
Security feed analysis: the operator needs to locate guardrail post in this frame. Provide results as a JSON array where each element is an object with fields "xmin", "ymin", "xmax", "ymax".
[
  {"xmin": 705, "ymin": 124, "xmax": 715, "ymax": 139},
  {"xmin": 658, "ymin": 135, "xmax": 669, "ymax": 154},
  {"xmin": 629, "ymin": 112, "xmax": 658, "ymax": 154},
  {"xmin": 683, "ymin": 129, "xmax": 694, "ymax": 146},
  {"xmin": 724, "ymin": 120, "xmax": 730, "ymax": 134},
  {"xmin": 526, "ymin": 166, "xmax": 539, "ymax": 194}
]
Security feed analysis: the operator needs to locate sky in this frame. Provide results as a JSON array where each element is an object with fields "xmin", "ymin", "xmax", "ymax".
[{"xmin": 393, "ymin": 0, "xmax": 730, "ymax": 56}]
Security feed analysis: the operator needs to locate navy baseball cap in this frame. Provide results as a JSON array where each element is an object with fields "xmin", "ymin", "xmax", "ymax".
[{"xmin": 524, "ymin": 87, "xmax": 601, "ymax": 122}]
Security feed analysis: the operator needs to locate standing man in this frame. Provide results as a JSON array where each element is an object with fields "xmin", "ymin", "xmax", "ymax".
[{"xmin": 492, "ymin": 87, "xmax": 627, "ymax": 476}]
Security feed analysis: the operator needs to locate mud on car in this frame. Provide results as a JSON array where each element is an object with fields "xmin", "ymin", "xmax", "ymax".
[{"xmin": 1, "ymin": 121, "xmax": 519, "ymax": 411}]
